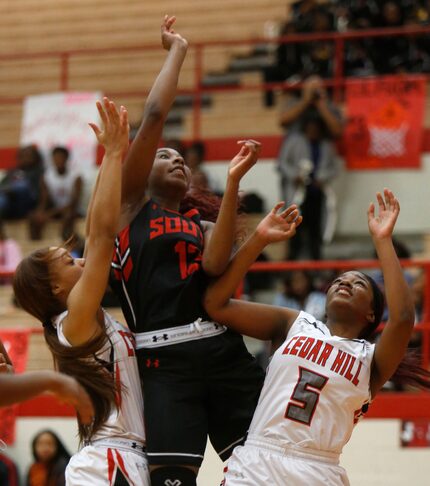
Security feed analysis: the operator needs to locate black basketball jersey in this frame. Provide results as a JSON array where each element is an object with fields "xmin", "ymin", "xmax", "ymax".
[{"xmin": 111, "ymin": 199, "xmax": 209, "ymax": 333}]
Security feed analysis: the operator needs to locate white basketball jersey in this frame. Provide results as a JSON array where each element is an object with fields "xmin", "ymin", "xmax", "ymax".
[
  {"xmin": 249, "ymin": 311, "xmax": 375, "ymax": 454},
  {"xmin": 56, "ymin": 309, "xmax": 145, "ymax": 444}
]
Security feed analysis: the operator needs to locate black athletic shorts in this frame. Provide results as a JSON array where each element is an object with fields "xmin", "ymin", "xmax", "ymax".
[{"xmin": 138, "ymin": 329, "xmax": 265, "ymax": 467}]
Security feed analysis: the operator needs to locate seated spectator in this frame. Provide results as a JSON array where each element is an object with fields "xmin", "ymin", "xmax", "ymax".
[
  {"xmin": 0, "ymin": 453, "xmax": 19, "ymax": 486},
  {"xmin": 371, "ymin": 1, "xmax": 411, "ymax": 73},
  {"xmin": 299, "ymin": 6, "xmax": 336, "ymax": 78},
  {"xmin": 273, "ymin": 270, "xmax": 326, "ymax": 321},
  {"xmin": 27, "ymin": 430, "xmax": 70, "ymax": 486},
  {"xmin": 409, "ymin": 270, "xmax": 424, "ymax": 348},
  {"xmin": 263, "ymin": 21, "xmax": 302, "ymax": 106},
  {"xmin": 263, "ymin": 3, "xmax": 335, "ymax": 106},
  {"xmin": 0, "ymin": 145, "xmax": 44, "ymax": 221},
  {"xmin": 29, "ymin": 147, "xmax": 82, "ymax": 241},
  {"xmin": 278, "ymin": 77, "xmax": 342, "ymax": 259},
  {"xmin": 0, "ymin": 222, "xmax": 22, "ymax": 284},
  {"xmin": 184, "ymin": 141, "xmax": 217, "ymax": 192}
]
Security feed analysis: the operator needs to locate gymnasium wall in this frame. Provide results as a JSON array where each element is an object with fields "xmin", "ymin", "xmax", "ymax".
[{"xmin": 204, "ymin": 153, "xmax": 430, "ymax": 236}]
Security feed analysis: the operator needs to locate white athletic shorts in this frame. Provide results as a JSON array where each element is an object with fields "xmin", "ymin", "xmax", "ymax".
[
  {"xmin": 66, "ymin": 444, "xmax": 150, "ymax": 486},
  {"xmin": 223, "ymin": 437, "xmax": 350, "ymax": 486}
]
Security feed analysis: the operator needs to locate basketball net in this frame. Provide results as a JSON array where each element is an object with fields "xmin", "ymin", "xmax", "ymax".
[{"xmin": 368, "ymin": 123, "xmax": 408, "ymax": 158}]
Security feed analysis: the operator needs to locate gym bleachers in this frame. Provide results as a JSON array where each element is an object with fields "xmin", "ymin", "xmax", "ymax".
[{"xmin": 0, "ymin": 0, "xmax": 289, "ymax": 147}]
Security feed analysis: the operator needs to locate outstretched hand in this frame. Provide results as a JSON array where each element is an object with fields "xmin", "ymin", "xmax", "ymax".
[
  {"xmin": 256, "ymin": 202, "xmax": 302, "ymax": 246},
  {"xmin": 0, "ymin": 353, "xmax": 10, "ymax": 373},
  {"xmin": 228, "ymin": 140, "xmax": 261, "ymax": 183},
  {"xmin": 89, "ymin": 97, "xmax": 129, "ymax": 155},
  {"xmin": 161, "ymin": 15, "xmax": 188, "ymax": 51},
  {"xmin": 367, "ymin": 188, "xmax": 400, "ymax": 240}
]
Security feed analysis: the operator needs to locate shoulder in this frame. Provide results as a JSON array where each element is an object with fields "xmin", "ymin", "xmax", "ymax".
[
  {"xmin": 287, "ymin": 310, "xmax": 329, "ymax": 338},
  {"xmin": 119, "ymin": 197, "xmax": 151, "ymax": 232}
]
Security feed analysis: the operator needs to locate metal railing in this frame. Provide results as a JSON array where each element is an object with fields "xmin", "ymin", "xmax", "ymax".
[{"xmin": 1, "ymin": 25, "xmax": 430, "ymax": 139}]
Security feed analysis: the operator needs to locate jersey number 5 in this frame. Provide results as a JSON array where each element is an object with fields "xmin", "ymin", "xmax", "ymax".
[
  {"xmin": 285, "ymin": 367, "xmax": 328, "ymax": 426},
  {"xmin": 174, "ymin": 241, "xmax": 201, "ymax": 280}
]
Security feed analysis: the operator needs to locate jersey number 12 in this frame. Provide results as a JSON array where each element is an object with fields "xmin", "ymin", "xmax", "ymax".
[{"xmin": 174, "ymin": 241, "xmax": 201, "ymax": 280}]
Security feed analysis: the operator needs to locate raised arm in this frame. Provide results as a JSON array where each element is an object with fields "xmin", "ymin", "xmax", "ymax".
[
  {"xmin": 64, "ymin": 99, "xmax": 129, "ymax": 345},
  {"xmin": 0, "ymin": 370, "xmax": 94, "ymax": 424},
  {"xmin": 203, "ymin": 203, "xmax": 302, "ymax": 340},
  {"xmin": 369, "ymin": 189, "xmax": 415, "ymax": 397},
  {"xmin": 121, "ymin": 15, "xmax": 188, "ymax": 212},
  {"xmin": 202, "ymin": 140, "xmax": 261, "ymax": 276}
]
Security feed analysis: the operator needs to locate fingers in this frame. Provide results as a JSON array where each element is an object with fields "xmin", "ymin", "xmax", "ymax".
[
  {"xmin": 0, "ymin": 353, "xmax": 8, "ymax": 373},
  {"xmin": 237, "ymin": 139, "xmax": 262, "ymax": 156},
  {"xmin": 367, "ymin": 202, "xmax": 375, "ymax": 220},
  {"xmin": 119, "ymin": 105, "xmax": 129, "ymax": 134},
  {"xmin": 162, "ymin": 15, "xmax": 176, "ymax": 33},
  {"xmin": 271, "ymin": 203, "xmax": 300, "ymax": 222},
  {"xmin": 96, "ymin": 100, "xmax": 108, "ymax": 128},
  {"xmin": 383, "ymin": 187, "xmax": 400, "ymax": 214},
  {"xmin": 96, "ymin": 97, "xmax": 122, "ymax": 131},
  {"xmin": 376, "ymin": 191, "xmax": 385, "ymax": 213},
  {"xmin": 271, "ymin": 202, "xmax": 285, "ymax": 214},
  {"xmin": 166, "ymin": 15, "xmax": 176, "ymax": 30},
  {"xmin": 88, "ymin": 123, "xmax": 101, "ymax": 138},
  {"xmin": 294, "ymin": 215, "xmax": 303, "ymax": 229}
]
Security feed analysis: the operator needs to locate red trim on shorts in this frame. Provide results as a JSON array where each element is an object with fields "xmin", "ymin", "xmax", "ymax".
[{"xmin": 107, "ymin": 448, "xmax": 116, "ymax": 484}]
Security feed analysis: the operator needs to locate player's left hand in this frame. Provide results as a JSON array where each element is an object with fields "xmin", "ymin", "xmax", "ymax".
[
  {"xmin": 367, "ymin": 188, "xmax": 400, "ymax": 240},
  {"xmin": 256, "ymin": 202, "xmax": 302, "ymax": 245},
  {"xmin": 228, "ymin": 140, "xmax": 261, "ymax": 183}
]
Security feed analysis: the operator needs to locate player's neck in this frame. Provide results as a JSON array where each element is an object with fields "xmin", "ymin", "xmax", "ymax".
[
  {"xmin": 326, "ymin": 319, "xmax": 362, "ymax": 340},
  {"xmin": 151, "ymin": 194, "xmax": 181, "ymax": 212}
]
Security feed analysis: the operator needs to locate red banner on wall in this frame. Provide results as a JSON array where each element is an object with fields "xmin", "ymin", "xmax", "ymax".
[
  {"xmin": 0, "ymin": 329, "xmax": 30, "ymax": 445},
  {"xmin": 344, "ymin": 76, "xmax": 426, "ymax": 170}
]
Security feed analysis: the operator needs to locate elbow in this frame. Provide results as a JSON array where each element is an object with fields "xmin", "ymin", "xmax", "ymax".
[
  {"xmin": 91, "ymin": 217, "xmax": 117, "ymax": 241},
  {"xmin": 202, "ymin": 259, "xmax": 228, "ymax": 278},
  {"xmin": 142, "ymin": 102, "xmax": 164, "ymax": 126},
  {"xmin": 203, "ymin": 292, "xmax": 224, "ymax": 320},
  {"xmin": 392, "ymin": 308, "xmax": 415, "ymax": 330}
]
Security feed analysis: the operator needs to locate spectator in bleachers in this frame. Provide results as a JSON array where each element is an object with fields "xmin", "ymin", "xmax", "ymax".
[
  {"xmin": 278, "ymin": 76, "xmax": 342, "ymax": 260},
  {"xmin": 263, "ymin": 2, "xmax": 335, "ymax": 106},
  {"xmin": 0, "ymin": 454, "xmax": 19, "ymax": 486},
  {"xmin": 0, "ymin": 145, "xmax": 44, "ymax": 221},
  {"xmin": 273, "ymin": 270, "xmax": 326, "ymax": 321},
  {"xmin": 27, "ymin": 430, "xmax": 70, "ymax": 486},
  {"xmin": 29, "ymin": 147, "xmax": 82, "ymax": 241},
  {"xmin": 299, "ymin": 6, "xmax": 336, "ymax": 78},
  {"xmin": 185, "ymin": 140, "xmax": 222, "ymax": 194},
  {"xmin": 0, "ymin": 222, "xmax": 22, "ymax": 284}
]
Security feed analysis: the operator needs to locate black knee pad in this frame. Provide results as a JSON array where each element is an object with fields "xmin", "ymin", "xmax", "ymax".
[{"xmin": 150, "ymin": 466, "xmax": 197, "ymax": 486}]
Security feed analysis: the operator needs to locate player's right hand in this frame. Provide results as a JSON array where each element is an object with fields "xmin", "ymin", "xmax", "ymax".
[
  {"xmin": 161, "ymin": 15, "xmax": 188, "ymax": 51},
  {"xmin": 228, "ymin": 140, "xmax": 261, "ymax": 183}
]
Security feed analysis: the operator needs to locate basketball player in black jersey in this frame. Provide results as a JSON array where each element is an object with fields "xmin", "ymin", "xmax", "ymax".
[{"xmin": 110, "ymin": 16, "xmax": 265, "ymax": 486}]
